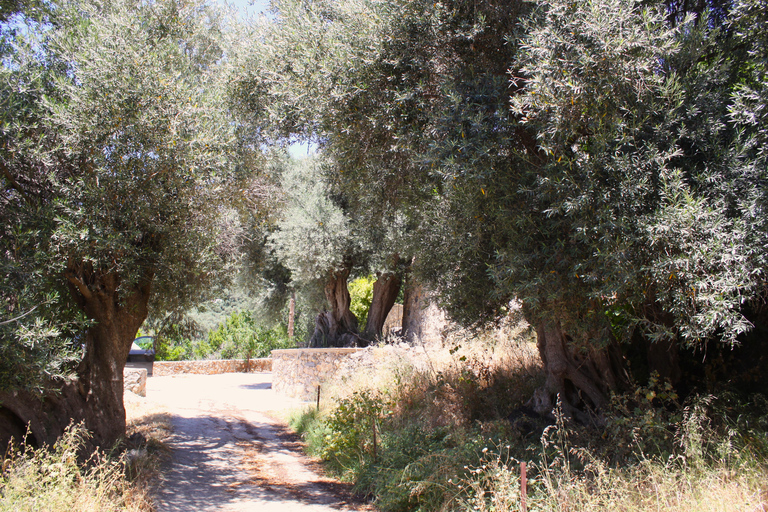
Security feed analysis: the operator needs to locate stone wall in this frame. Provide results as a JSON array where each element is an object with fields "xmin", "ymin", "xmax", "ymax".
[
  {"xmin": 153, "ymin": 358, "xmax": 272, "ymax": 376},
  {"xmin": 271, "ymin": 348, "xmax": 363, "ymax": 400}
]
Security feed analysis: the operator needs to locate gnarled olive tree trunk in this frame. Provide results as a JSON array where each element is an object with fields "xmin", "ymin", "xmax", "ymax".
[
  {"xmin": 528, "ymin": 308, "xmax": 684, "ymax": 424},
  {"xmin": 362, "ymin": 272, "xmax": 402, "ymax": 342},
  {"xmin": 0, "ymin": 266, "xmax": 151, "ymax": 450},
  {"xmin": 528, "ymin": 317, "xmax": 625, "ymax": 424},
  {"xmin": 402, "ymin": 273, "xmax": 425, "ymax": 343},
  {"xmin": 309, "ymin": 265, "xmax": 359, "ymax": 347}
]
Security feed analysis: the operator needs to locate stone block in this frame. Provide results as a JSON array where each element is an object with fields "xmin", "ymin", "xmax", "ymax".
[{"xmin": 124, "ymin": 368, "xmax": 147, "ymax": 397}]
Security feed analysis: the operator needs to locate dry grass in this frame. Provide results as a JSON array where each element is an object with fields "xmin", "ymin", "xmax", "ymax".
[
  {"xmin": 0, "ymin": 392, "xmax": 173, "ymax": 512},
  {"xmin": 532, "ymin": 460, "xmax": 768, "ymax": 512},
  {"xmin": 297, "ymin": 313, "xmax": 768, "ymax": 512},
  {"xmin": 0, "ymin": 423, "xmax": 153, "ymax": 512},
  {"xmin": 324, "ymin": 317, "xmax": 542, "ymax": 429},
  {"xmin": 124, "ymin": 391, "xmax": 173, "ymax": 496}
]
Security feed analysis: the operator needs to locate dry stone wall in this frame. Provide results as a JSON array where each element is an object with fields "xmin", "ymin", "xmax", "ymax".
[
  {"xmin": 153, "ymin": 358, "xmax": 271, "ymax": 376},
  {"xmin": 271, "ymin": 348, "xmax": 363, "ymax": 400}
]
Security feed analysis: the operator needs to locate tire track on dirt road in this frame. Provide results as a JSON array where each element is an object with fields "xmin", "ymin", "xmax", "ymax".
[{"xmin": 146, "ymin": 373, "xmax": 372, "ymax": 512}]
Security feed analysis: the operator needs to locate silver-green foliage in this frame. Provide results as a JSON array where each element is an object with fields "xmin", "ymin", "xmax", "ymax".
[
  {"xmin": 1, "ymin": 0, "xmax": 244, "ymax": 392},
  {"xmin": 517, "ymin": 0, "xmax": 764, "ymax": 346},
  {"xmin": 234, "ymin": 0, "xmax": 768, "ymax": 355},
  {"xmin": 267, "ymin": 157, "xmax": 357, "ymax": 283}
]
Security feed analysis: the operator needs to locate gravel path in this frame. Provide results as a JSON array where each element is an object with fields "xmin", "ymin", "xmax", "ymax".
[{"xmin": 146, "ymin": 373, "xmax": 370, "ymax": 512}]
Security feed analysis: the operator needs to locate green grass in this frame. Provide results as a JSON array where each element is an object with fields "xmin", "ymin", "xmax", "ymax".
[{"xmin": 288, "ymin": 330, "xmax": 768, "ymax": 512}]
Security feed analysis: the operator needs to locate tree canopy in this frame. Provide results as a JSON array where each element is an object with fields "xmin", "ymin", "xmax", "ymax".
[
  {"xmin": 1, "ymin": 0, "xmax": 251, "ymax": 447},
  {"xmin": 2, "ymin": 0, "xmax": 767, "ymax": 448},
  {"xmin": 231, "ymin": 0, "xmax": 768, "ymax": 417}
]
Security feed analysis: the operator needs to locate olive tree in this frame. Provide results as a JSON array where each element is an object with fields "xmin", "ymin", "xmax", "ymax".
[
  {"xmin": 232, "ymin": 0, "xmax": 768, "ymax": 420},
  {"xmin": 1, "ymin": 0, "xmax": 246, "ymax": 448}
]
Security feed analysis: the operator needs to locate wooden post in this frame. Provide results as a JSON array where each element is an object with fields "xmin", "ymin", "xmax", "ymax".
[
  {"xmin": 372, "ymin": 415, "xmax": 378, "ymax": 461},
  {"xmin": 520, "ymin": 461, "xmax": 527, "ymax": 512},
  {"xmin": 316, "ymin": 385, "xmax": 321, "ymax": 411}
]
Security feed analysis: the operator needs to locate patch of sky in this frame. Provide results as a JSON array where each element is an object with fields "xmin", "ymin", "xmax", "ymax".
[
  {"xmin": 288, "ymin": 140, "xmax": 317, "ymax": 160},
  {"xmin": 224, "ymin": 0, "xmax": 271, "ymax": 18},
  {"xmin": 222, "ymin": 0, "xmax": 318, "ymax": 160}
]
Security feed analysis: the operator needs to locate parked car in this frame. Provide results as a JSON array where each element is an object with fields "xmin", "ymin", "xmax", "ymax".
[{"xmin": 127, "ymin": 336, "xmax": 155, "ymax": 377}]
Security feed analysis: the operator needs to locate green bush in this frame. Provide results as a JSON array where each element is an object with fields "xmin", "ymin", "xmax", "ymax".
[
  {"xmin": 153, "ymin": 323, "xmax": 196, "ymax": 361},
  {"xmin": 204, "ymin": 310, "xmax": 296, "ymax": 360},
  {"xmin": 348, "ymin": 276, "xmax": 375, "ymax": 327}
]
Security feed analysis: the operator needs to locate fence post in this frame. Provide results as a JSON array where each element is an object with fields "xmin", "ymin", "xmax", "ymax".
[
  {"xmin": 520, "ymin": 461, "xmax": 527, "ymax": 512},
  {"xmin": 316, "ymin": 385, "xmax": 321, "ymax": 411},
  {"xmin": 372, "ymin": 415, "xmax": 378, "ymax": 461}
]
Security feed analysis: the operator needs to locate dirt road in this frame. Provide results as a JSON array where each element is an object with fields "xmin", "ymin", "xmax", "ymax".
[{"xmin": 146, "ymin": 373, "xmax": 370, "ymax": 512}]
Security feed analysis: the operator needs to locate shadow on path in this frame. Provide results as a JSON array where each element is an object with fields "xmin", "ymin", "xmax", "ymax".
[
  {"xmin": 238, "ymin": 382, "xmax": 272, "ymax": 391},
  {"xmin": 149, "ymin": 374, "xmax": 370, "ymax": 512}
]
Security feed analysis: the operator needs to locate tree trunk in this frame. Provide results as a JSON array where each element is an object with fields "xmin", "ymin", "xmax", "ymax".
[
  {"xmin": 402, "ymin": 273, "xmax": 425, "ymax": 343},
  {"xmin": 309, "ymin": 265, "xmax": 359, "ymax": 347},
  {"xmin": 288, "ymin": 291, "xmax": 296, "ymax": 338},
  {"xmin": 363, "ymin": 272, "xmax": 402, "ymax": 342},
  {"xmin": 0, "ymin": 267, "xmax": 151, "ymax": 451},
  {"xmin": 529, "ymin": 316, "xmax": 625, "ymax": 424}
]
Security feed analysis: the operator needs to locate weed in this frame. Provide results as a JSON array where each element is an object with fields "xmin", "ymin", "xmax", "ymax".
[
  {"xmin": 0, "ymin": 424, "xmax": 152, "ymax": 512},
  {"xmin": 289, "ymin": 324, "xmax": 768, "ymax": 512}
]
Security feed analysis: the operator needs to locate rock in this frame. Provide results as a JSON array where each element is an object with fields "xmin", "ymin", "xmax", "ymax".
[{"xmin": 124, "ymin": 368, "xmax": 147, "ymax": 397}]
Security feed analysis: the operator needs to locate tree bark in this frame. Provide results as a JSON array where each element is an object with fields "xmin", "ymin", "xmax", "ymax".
[
  {"xmin": 288, "ymin": 291, "xmax": 296, "ymax": 338},
  {"xmin": 363, "ymin": 272, "xmax": 402, "ymax": 342},
  {"xmin": 529, "ymin": 316, "xmax": 625, "ymax": 424},
  {"xmin": 309, "ymin": 265, "xmax": 359, "ymax": 347},
  {"xmin": 402, "ymin": 272, "xmax": 425, "ymax": 343},
  {"xmin": 0, "ymin": 266, "xmax": 152, "ymax": 451}
]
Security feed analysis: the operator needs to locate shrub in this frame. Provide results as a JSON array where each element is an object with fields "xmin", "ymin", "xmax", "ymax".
[
  {"xmin": 152, "ymin": 322, "xmax": 199, "ymax": 361},
  {"xmin": 349, "ymin": 276, "xmax": 375, "ymax": 327},
  {"xmin": 204, "ymin": 310, "xmax": 296, "ymax": 360},
  {"xmin": 289, "ymin": 333, "xmax": 768, "ymax": 512}
]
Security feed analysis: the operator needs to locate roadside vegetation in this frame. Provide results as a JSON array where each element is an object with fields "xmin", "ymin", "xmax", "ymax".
[
  {"xmin": 0, "ymin": 426, "xmax": 157, "ymax": 512},
  {"xmin": 153, "ymin": 309, "xmax": 298, "ymax": 362},
  {"xmin": 147, "ymin": 276, "xmax": 380, "ymax": 361},
  {"xmin": 291, "ymin": 326, "xmax": 768, "ymax": 512},
  {"xmin": 0, "ymin": 388, "xmax": 172, "ymax": 512}
]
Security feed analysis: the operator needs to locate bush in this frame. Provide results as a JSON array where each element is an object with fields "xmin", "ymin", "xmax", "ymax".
[
  {"xmin": 153, "ymin": 323, "xmax": 197, "ymax": 361},
  {"xmin": 349, "ymin": 276, "xmax": 375, "ymax": 327},
  {"xmin": 288, "ymin": 334, "xmax": 768, "ymax": 512},
  {"xmin": 203, "ymin": 310, "xmax": 296, "ymax": 360},
  {"xmin": 289, "ymin": 334, "xmax": 544, "ymax": 510}
]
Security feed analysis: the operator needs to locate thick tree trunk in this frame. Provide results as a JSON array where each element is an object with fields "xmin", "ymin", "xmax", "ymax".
[
  {"xmin": 529, "ymin": 317, "xmax": 625, "ymax": 424},
  {"xmin": 0, "ymin": 267, "xmax": 151, "ymax": 451},
  {"xmin": 402, "ymin": 273, "xmax": 425, "ymax": 343},
  {"xmin": 363, "ymin": 272, "xmax": 402, "ymax": 342},
  {"xmin": 309, "ymin": 266, "xmax": 359, "ymax": 347}
]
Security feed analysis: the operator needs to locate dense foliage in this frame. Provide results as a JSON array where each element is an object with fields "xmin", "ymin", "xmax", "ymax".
[
  {"xmin": 200, "ymin": 310, "xmax": 295, "ymax": 360},
  {"xmin": 232, "ymin": 0, "xmax": 768, "ymax": 414},
  {"xmin": 1, "ymin": 0, "xmax": 253, "ymax": 447},
  {"xmin": 2, "ymin": 0, "xmax": 767, "ymax": 451}
]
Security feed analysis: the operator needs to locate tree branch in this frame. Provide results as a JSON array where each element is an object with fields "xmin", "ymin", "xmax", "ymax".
[
  {"xmin": 0, "ymin": 158, "xmax": 34, "ymax": 207},
  {"xmin": 0, "ymin": 304, "xmax": 40, "ymax": 325},
  {"xmin": 65, "ymin": 271, "xmax": 93, "ymax": 302}
]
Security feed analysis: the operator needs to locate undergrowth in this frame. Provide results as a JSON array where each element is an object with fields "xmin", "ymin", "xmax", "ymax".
[
  {"xmin": 289, "ymin": 328, "xmax": 768, "ymax": 512},
  {"xmin": 0, "ymin": 424, "xmax": 154, "ymax": 512}
]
